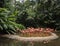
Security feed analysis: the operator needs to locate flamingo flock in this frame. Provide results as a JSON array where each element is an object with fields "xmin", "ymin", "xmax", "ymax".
[
  {"xmin": 19, "ymin": 27, "xmax": 54, "ymax": 37},
  {"xmin": 20, "ymin": 27, "xmax": 54, "ymax": 33}
]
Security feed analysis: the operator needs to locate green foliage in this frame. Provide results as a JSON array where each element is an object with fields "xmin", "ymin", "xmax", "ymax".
[
  {"xmin": 8, "ymin": 10, "xmax": 19, "ymax": 22},
  {"xmin": 38, "ymin": 0, "xmax": 60, "ymax": 30},
  {"xmin": 16, "ymin": 0, "xmax": 60, "ymax": 30},
  {"xmin": 0, "ymin": 8, "xmax": 25, "ymax": 34},
  {"xmin": 9, "ymin": 21, "xmax": 25, "ymax": 30},
  {"xmin": 1, "ymin": 0, "xmax": 60, "ymax": 31},
  {"xmin": 4, "ymin": 0, "xmax": 15, "ymax": 12},
  {"xmin": 16, "ymin": 10, "xmax": 28, "ymax": 26}
]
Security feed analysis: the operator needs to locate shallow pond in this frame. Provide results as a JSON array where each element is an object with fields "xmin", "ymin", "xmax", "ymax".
[{"xmin": 0, "ymin": 32, "xmax": 60, "ymax": 46}]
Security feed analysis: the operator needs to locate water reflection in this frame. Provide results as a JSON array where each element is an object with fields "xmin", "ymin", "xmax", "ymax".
[{"xmin": 0, "ymin": 32, "xmax": 60, "ymax": 46}]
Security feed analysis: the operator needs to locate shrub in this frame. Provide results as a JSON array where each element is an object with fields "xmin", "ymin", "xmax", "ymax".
[
  {"xmin": 16, "ymin": 0, "xmax": 60, "ymax": 30},
  {"xmin": 0, "ymin": 8, "xmax": 25, "ymax": 34},
  {"xmin": 9, "ymin": 21, "xmax": 25, "ymax": 30}
]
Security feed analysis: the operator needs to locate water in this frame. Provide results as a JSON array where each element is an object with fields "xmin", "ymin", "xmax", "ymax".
[{"xmin": 0, "ymin": 32, "xmax": 60, "ymax": 46}]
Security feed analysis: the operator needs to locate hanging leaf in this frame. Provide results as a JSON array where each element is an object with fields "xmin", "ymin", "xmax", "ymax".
[
  {"xmin": 0, "ymin": 25, "xmax": 3, "ymax": 30},
  {"xmin": 3, "ymin": 24, "xmax": 8, "ymax": 30}
]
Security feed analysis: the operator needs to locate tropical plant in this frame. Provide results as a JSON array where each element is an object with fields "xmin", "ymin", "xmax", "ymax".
[
  {"xmin": 37, "ymin": 0, "xmax": 60, "ymax": 30},
  {"xmin": 16, "ymin": 0, "xmax": 60, "ymax": 30},
  {"xmin": 0, "ymin": 8, "xmax": 25, "ymax": 34}
]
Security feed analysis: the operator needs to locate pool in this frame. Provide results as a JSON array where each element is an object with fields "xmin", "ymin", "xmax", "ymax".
[{"xmin": 0, "ymin": 32, "xmax": 60, "ymax": 46}]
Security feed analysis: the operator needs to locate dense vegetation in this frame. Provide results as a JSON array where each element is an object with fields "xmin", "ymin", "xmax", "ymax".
[
  {"xmin": 16, "ymin": 0, "xmax": 60, "ymax": 30},
  {"xmin": 0, "ymin": 8, "xmax": 25, "ymax": 34},
  {"xmin": 0, "ymin": 0, "xmax": 60, "ymax": 34}
]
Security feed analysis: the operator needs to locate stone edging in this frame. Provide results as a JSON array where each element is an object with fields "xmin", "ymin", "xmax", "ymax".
[{"xmin": 1, "ymin": 33, "xmax": 59, "ymax": 42}]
